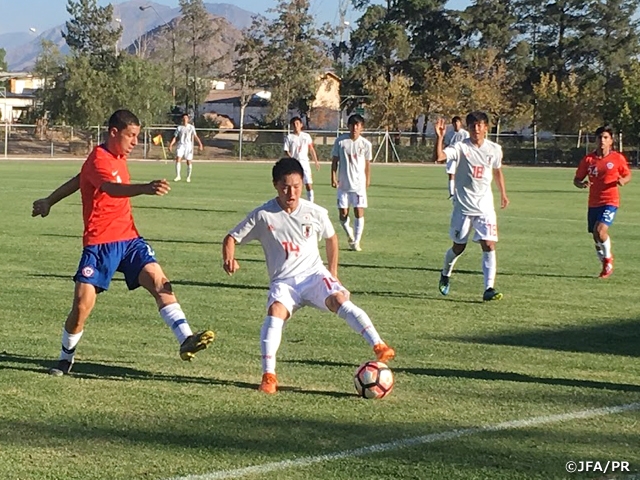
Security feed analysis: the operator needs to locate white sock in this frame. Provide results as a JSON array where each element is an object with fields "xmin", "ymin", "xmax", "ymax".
[
  {"xmin": 354, "ymin": 217, "xmax": 365, "ymax": 243},
  {"xmin": 175, "ymin": 162, "xmax": 181, "ymax": 177},
  {"xmin": 448, "ymin": 178, "xmax": 455, "ymax": 197},
  {"xmin": 340, "ymin": 217, "xmax": 354, "ymax": 241},
  {"xmin": 594, "ymin": 243, "xmax": 604, "ymax": 261},
  {"xmin": 59, "ymin": 328, "xmax": 83, "ymax": 361},
  {"xmin": 337, "ymin": 301, "xmax": 382, "ymax": 347},
  {"xmin": 160, "ymin": 303, "xmax": 193, "ymax": 344},
  {"xmin": 261, "ymin": 316, "xmax": 284, "ymax": 374},
  {"xmin": 482, "ymin": 250, "xmax": 497, "ymax": 290},
  {"xmin": 442, "ymin": 248, "xmax": 461, "ymax": 277},
  {"xmin": 187, "ymin": 163, "xmax": 193, "ymax": 179},
  {"xmin": 601, "ymin": 237, "xmax": 612, "ymax": 259},
  {"xmin": 307, "ymin": 189, "xmax": 314, "ymax": 202}
]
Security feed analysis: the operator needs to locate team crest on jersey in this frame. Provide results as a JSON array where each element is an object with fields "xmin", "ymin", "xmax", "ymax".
[
  {"xmin": 302, "ymin": 224, "xmax": 313, "ymax": 238},
  {"xmin": 82, "ymin": 266, "xmax": 94, "ymax": 278},
  {"xmin": 606, "ymin": 162, "xmax": 614, "ymax": 170}
]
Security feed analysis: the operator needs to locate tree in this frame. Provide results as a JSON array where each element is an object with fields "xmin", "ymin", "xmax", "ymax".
[
  {"xmin": 235, "ymin": 0, "xmax": 331, "ymax": 125},
  {"xmin": 63, "ymin": 0, "xmax": 122, "ymax": 69}
]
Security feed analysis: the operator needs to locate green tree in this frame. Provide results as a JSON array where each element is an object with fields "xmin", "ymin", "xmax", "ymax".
[{"xmin": 63, "ymin": 0, "xmax": 122, "ymax": 69}]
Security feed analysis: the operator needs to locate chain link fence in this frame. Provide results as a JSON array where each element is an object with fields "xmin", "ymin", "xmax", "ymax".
[{"xmin": 1, "ymin": 123, "xmax": 638, "ymax": 166}]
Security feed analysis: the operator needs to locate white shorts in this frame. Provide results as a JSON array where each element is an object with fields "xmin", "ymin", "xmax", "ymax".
[
  {"xmin": 266, "ymin": 267, "xmax": 349, "ymax": 315},
  {"xmin": 337, "ymin": 188, "xmax": 367, "ymax": 209},
  {"xmin": 449, "ymin": 208, "xmax": 498, "ymax": 243},
  {"xmin": 445, "ymin": 158, "xmax": 457, "ymax": 175},
  {"xmin": 176, "ymin": 145, "xmax": 193, "ymax": 161}
]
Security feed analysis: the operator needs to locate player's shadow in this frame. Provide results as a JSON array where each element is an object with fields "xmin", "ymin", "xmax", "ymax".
[
  {"xmin": 454, "ymin": 318, "xmax": 640, "ymax": 357},
  {"xmin": 397, "ymin": 366, "xmax": 640, "ymax": 393},
  {"xmin": 0, "ymin": 352, "xmax": 350, "ymax": 398}
]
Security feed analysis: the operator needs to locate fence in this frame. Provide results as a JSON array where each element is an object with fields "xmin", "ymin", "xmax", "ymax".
[{"xmin": 1, "ymin": 122, "xmax": 638, "ymax": 166}]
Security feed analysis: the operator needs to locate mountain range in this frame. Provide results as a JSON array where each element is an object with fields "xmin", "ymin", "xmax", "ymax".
[{"xmin": 1, "ymin": 0, "xmax": 256, "ymax": 71}]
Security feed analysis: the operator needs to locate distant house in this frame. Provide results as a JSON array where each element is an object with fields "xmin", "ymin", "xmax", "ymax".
[
  {"xmin": 199, "ymin": 72, "xmax": 341, "ymax": 130},
  {"xmin": 0, "ymin": 72, "xmax": 43, "ymax": 122}
]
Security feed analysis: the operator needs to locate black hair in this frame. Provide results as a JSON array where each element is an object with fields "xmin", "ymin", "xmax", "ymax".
[
  {"xmin": 289, "ymin": 116, "xmax": 302, "ymax": 126},
  {"xmin": 452, "ymin": 116, "xmax": 462, "ymax": 124},
  {"xmin": 108, "ymin": 110, "xmax": 140, "ymax": 130},
  {"xmin": 465, "ymin": 111, "xmax": 489, "ymax": 127},
  {"xmin": 595, "ymin": 125, "xmax": 615, "ymax": 137},
  {"xmin": 348, "ymin": 114, "xmax": 365, "ymax": 127},
  {"xmin": 272, "ymin": 157, "xmax": 304, "ymax": 183}
]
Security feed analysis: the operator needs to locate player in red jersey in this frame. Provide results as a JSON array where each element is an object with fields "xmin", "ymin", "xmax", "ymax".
[
  {"xmin": 32, "ymin": 110, "xmax": 214, "ymax": 375},
  {"xmin": 574, "ymin": 125, "xmax": 631, "ymax": 278}
]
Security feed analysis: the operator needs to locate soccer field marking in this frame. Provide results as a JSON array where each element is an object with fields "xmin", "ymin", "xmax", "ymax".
[{"xmin": 165, "ymin": 402, "xmax": 640, "ymax": 480}]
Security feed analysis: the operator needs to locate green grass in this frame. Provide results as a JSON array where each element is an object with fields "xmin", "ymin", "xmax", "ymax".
[{"xmin": 0, "ymin": 160, "xmax": 639, "ymax": 480}]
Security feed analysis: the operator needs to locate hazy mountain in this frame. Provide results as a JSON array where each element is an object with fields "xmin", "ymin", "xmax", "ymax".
[{"xmin": 5, "ymin": 0, "xmax": 255, "ymax": 71}]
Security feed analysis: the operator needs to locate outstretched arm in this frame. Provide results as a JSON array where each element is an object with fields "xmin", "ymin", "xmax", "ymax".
[
  {"xmin": 325, "ymin": 234, "xmax": 339, "ymax": 278},
  {"xmin": 32, "ymin": 174, "xmax": 80, "ymax": 217},
  {"xmin": 101, "ymin": 179, "xmax": 171, "ymax": 198},
  {"xmin": 222, "ymin": 234, "xmax": 240, "ymax": 275}
]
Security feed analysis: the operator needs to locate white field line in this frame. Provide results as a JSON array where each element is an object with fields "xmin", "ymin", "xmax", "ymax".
[{"xmin": 165, "ymin": 402, "xmax": 640, "ymax": 480}]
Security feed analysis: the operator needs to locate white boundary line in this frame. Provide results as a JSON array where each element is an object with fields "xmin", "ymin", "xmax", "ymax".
[{"xmin": 165, "ymin": 402, "xmax": 640, "ymax": 480}]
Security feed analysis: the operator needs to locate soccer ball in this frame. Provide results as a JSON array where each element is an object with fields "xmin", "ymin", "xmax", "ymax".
[{"xmin": 354, "ymin": 361, "xmax": 394, "ymax": 399}]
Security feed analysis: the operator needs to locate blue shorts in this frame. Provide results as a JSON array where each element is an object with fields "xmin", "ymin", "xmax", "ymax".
[
  {"xmin": 587, "ymin": 205, "xmax": 618, "ymax": 233},
  {"xmin": 73, "ymin": 237, "xmax": 157, "ymax": 292}
]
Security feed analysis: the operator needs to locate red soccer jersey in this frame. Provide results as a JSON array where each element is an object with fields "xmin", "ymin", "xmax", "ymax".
[
  {"xmin": 574, "ymin": 151, "xmax": 630, "ymax": 208},
  {"xmin": 80, "ymin": 145, "xmax": 139, "ymax": 246}
]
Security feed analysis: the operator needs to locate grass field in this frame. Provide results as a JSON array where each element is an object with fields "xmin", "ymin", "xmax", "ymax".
[{"xmin": 0, "ymin": 160, "xmax": 639, "ymax": 480}]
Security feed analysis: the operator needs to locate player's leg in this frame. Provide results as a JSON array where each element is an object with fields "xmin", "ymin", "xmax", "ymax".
[
  {"xmin": 51, "ymin": 245, "xmax": 117, "ymax": 376},
  {"xmin": 439, "ymin": 209, "xmax": 470, "ymax": 295},
  {"xmin": 338, "ymin": 190, "xmax": 355, "ymax": 243},
  {"xmin": 351, "ymin": 191, "xmax": 367, "ymax": 251},
  {"xmin": 259, "ymin": 283, "xmax": 297, "ymax": 393},
  {"xmin": 474, "ymin": 213, "xmax": 501, "ymax": 301},
  {"xmin": 174, "ymin": 156, "xmax": 182, "ymax": 181},
  {"xmin": 124, "ymin": 238, "xmax": 214, "ymax": 360}
]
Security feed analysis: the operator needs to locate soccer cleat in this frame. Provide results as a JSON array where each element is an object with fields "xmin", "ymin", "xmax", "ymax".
[
  {"xmin": 483, "ymin": 288, "xmax": 503, "ymax": 302},
  {"xmin": 373, "ymin": 343, "xmax": 396, "ymax": 363},
  {"xmin": 599, "ymin": 257, "xmax": 614, "ymax": 278},
  {"xmin": 258, "ymin": 373, "xmax": 278, "ymax": 394},
  {"xmin": 174, "ymin": 176, "xmax": 181, "ymax": 182},
  {"xmin": 438, "ymin": 274, "xmax": 450, "ymax": 296},
  {"xmin": 179, "ymin": 330, "xmax": 215, "ymax": 361},
  {"xmin": 49, "ymin": 359, "xmax": 73, "ymax": 376},
  {"xmin": 349, "ymin": 241, "xmax": 362, "ymax": 252},
  {"xmin": 186, "ymin": 177, "xmax": 191, "ymax": 183}
]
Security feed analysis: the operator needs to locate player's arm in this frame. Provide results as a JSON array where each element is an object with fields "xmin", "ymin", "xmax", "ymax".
[
  {"xmin": 433, "ymin": 118, "xmax": 447, "ymax": 163},
  {"xmin": 325, "ymin": 233, "xmax": 339, "ymax": 278},
  {"xmin": 32, "ymin": 174, "xmax": 80, "ymax": 217},
  {"xmin": 101, "ymin": 179, "xmax": 171, "ymax": 198},
  {"xmin": 309, "ymin": 143, "xmax": 320, "ymax": 170},
  {"xmin": 493, "ymin": 168, "xmax": 509, "ymax": 209},
  {"xmin": 222, "ymin": 234, "xmax": 240, "ymax": 275},
  {"xmin": 365, "ymin": 159, "xmax": 371, "ymax": 188},
  {"xmin": 331, "ymin": 156, "xmax": 339, "ymax": 188}
]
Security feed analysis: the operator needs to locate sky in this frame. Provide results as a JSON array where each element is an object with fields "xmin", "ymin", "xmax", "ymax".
[{"xmin": 0, "ymin": 0, "xmax": 471, "ymax": 36}]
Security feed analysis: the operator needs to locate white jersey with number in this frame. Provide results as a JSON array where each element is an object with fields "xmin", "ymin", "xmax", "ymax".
[
  {"xmin": 331, "ymin": 133, "xmax": 372, "ymax": 192},
  {"xmin": 174, "ymin": 124, "xmax": 197, "ymax": 148},
  {"xmin": 284, "ymin": 132, "xmax": 313, "ymax": 164},
  {"xmin": 444, "ymin": 138, "xmax": 502, "ymax": 216},
  {"xmin": 229, "ymin": 198, "xmax": 335, "ymax": 282}
]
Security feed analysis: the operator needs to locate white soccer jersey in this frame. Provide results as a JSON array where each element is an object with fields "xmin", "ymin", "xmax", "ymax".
[
  {"xmin": 174, "ymin": 124, "xmax": 197, "ymax": 147},
  {"xmin": 229, "ymin": 198, "xmax": 336, "ymax": 282},
  {"xmin": 284, "ymin": 132, "xmax": 313, "ymax": 164},
  {"xmin": 445, "ymin": 128, "xmax": 470, "ymax": 147},
  {"xmin": 331, "ymin": 133, "xmax": 372, "ymax": 192},
  {"xmin": 444, "ymin": 138, "xmax": 503, "ymax": 216}
]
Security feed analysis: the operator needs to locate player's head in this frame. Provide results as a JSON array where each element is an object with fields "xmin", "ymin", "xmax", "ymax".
[
  {"xmin": 181, "ymin": 113, "xmax": 190, "ymax": 125},
  {"xmin": 465, "ymin": 111, "xmax": 489, "ymax": 143},
  {"xmin": 595, "ymin": 125, "xmax": 615, "ymax": 151},
  {"xmin": 272, "ymin": 157, "xmax": 304, "ymax": 211},
  {"xmin": 289, "ymin": 116, "xmax": 303, "ymax": 133},
  {"xmin": 348, "ymin": 114, "xmax": 365, "ymax": 138},
  {"xmin": 451, "ymin": 116, "xmax": 463, "ymax": 131},
  {"xmin": 107, "ymin": 109, "xmax": 140, "ymax": 157}
]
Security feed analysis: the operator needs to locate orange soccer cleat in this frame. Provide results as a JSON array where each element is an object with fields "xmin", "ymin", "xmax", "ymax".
[
  {"xmin": 258, "ymin": 373, "xmax": 278, "ymax": 394},
  {"xmin": 373, "ymin": 343, "xmax": 396, "ymax": 363}
]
